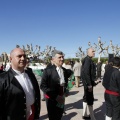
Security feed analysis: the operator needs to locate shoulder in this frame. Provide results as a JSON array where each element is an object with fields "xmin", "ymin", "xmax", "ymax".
[
  {"xmin": 0, "ymin": 70, "xmax": 8, "ymax": 76},
  {"xmin": 62, "ymin": 67, "xmax": 70, "ymax": 72},
  {"xmin": 84, "ymin": 56, "xmax": 91, "ymax": 64},
  {"xmin": 43, "ymin": 65, "xmax": 55, "ymax": 74},
  {"xmin": 62, "ymin": 67, "xmax": 73, "ymax": 76},
  {"xmin": 85, "ymin": 56, "xmax": 91, "ymax": 61},
  {"xmin": 0, "ymin": 71, "xmax": 9, "ymax": 82},
  {"xmin": 27, "ymin": 67, "xmax": 33, "ymax": 72},
  {"xmin": 113, "ymin": 68, "xmax": 120, "ymax": 74},
  {"xmin": 46, "ymin": 63, "xmax": 52, "ymax": 68},
  {"xmin": 45, "ymin": 65, "xmax": 54, "ymax": 71}
]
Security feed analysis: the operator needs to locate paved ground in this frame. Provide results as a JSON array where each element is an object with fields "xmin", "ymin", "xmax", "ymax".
[{"xmin": 39, "ymin": 81, "xmax": 106, "ymax": 120}]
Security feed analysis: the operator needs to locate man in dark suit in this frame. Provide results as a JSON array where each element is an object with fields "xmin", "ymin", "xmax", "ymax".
[
  {"xmin": 81, "ymin": 48, "xmax": 96, "ymax": 120},
  {"xmin": 40, "ymin": 50, "xmax": 72, "ymax": 120},
  {"xmin": 0, "ymin": 48, "xmax": 40, "ymax": 120}
]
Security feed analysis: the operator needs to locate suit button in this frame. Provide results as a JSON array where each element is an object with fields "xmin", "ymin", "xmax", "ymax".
[{"xmin": 24, "ymin": 115, "xmax": 25, "ymax": 117}]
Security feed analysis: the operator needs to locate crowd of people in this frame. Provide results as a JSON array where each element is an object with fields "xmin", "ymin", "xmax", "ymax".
[{"xmin": 0, "ymin": 47, "xmax": 120, "ymax": 120}]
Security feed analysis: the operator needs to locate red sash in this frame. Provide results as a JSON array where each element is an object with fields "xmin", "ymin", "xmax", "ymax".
[
  {"xmin": 45, "ymin": 86, "xmax": 64, "ymax": 99},
  {"xmin": 28, "ymin": 104, "xmax": 35, "ymax": 120},
  {"xmin": 105, "ymin": 89, "xmax": 120, "ymax": 96}
]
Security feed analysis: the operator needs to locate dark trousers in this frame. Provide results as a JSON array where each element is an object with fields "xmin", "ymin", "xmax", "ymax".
[
  {"xmin": 97, "ymin": 71, "xmax": 101, "ymax": 78},
  {"xmin": 105, "ymin": 93, "xmax": 120, "ymax": 120},
  {"xmin": 83, "ymin": 86, "xmax": 94, "ymax": 105},
  {"xmin": 46, "ymin": 99, "xmax": 64, "ymax": 120}
]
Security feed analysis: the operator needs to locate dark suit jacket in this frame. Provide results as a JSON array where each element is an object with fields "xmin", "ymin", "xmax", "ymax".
[
  {"xmin": 40, "ymin": 65, "xmax": 72, "ymax": 101},
  {"xmin": 46, "ymin": 63, "xmax": 53, "ymax": 68},
  {"xmin": 81, "ymin": 56, "xmax": 96, "ymax": 88},
  {"xmin": 0, "ymin": 68, "xmax": 40, "ymax": 120},
  {"xmin": 26, "ymin": 67, "xmax": 33, "ymax": 73},
  {"xmin": 0, "ymin": 70, "xmax": 4, "ymax": 74}
]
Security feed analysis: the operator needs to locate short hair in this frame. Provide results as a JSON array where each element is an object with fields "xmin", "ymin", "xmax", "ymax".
[
  {"xmin": 10, "ymin": 48, "xmax": 25, "ymax": 57},
  {"xmin": 113, "ymin": 57, "xmax": 120, "ymax": 67},
  {"xmin": 52, "ymin": 50, "xmax": 64, "ymax": 58},
  {"xmin": 87, "ymin": 47, "xmax": 94, "ymax": 54}
]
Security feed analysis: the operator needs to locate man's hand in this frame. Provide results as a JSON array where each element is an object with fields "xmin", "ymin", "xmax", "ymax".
[{"xmin": 88, "ymin": 86, "xmax": 93, "ymax": 92}]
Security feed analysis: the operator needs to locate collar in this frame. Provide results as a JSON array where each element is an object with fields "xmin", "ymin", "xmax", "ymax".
[
  {"xmin": 56, "ymin": 66, "xmax": 62, "ymax": 71},
  {"xmin": 12, "ymin": 68, "xmax": 25, "ymax": 75},
  {"xmin": 87, "ymin": 55, "xmax": 92, "ymax": 59}
]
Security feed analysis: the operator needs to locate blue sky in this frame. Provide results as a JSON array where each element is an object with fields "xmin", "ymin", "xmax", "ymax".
[{"xmin": 0, "ymin": 0, "xmax": 120, "ymax": 58}]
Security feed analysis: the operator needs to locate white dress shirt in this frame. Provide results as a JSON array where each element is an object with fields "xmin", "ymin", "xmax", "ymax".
[
  {"xmin": 56, "ymin": 67, "xmax": 65, "ymax": 86},
  {"xmin": 13, "ymin": 69, "xmax": 35, "ymax": 119}
]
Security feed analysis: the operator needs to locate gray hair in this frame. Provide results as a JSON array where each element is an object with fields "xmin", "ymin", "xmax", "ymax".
[{"xmin": 52, "ymin": 50, "xmax": 64, "ymax": 58}]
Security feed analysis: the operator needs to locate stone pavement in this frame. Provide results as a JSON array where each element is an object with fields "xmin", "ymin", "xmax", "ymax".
[{"xmin": 40, "ymin": 81, "xmax": 106, "ymax": 120}]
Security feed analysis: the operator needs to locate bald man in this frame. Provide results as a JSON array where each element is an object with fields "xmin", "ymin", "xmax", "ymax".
[
  {"xmin": 81, "ymin": 48, "xmax": 96, "ymax": 120},
  {"xmin": 0, "ymin": 48, "xmax": 40, "ymax": 120}
]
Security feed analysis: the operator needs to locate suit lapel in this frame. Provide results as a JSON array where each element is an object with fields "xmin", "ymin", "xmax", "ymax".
[
  {"xmin": 8, "ymin": 68, "xmax": 24, "ymax": 92},
  {"xmin": 25, "ymin": 70, "xmax": 36, "ymax": 92},
  {"xmin": 52, "ymin": 65, "xmax": 63, "ymax": 84}
]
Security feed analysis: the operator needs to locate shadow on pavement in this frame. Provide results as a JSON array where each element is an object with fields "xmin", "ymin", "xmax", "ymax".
[
  {"xmin": 62, "ymin": 99, "xmax": 83, "ymax": 119},
  {"xmin": 94, "ymin": 102, "xmax": 106, "ymax": 120},
  {"xmin": 69, "ymin": 91, "xmax": 79, "ymax": 95},
  {"xmin": 64, "ymin": 98, "xmax": 105, "ymax": 120},
  {"xmin": 62, "ymin": 112, "xmax": 77, "ymax": 120},
  {"xmin": 65, "ymin": 99, "xmax": 83, "ymax": 111}
]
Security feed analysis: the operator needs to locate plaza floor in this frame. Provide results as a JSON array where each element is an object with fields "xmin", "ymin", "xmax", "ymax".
[{"xmin": 40, "ymin": 81, "xmax": 106, "ymax": 120}]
